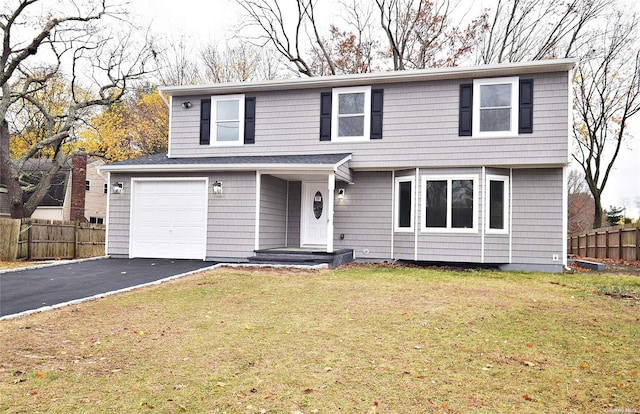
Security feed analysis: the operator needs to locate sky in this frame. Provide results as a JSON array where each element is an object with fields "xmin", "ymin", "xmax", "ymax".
[{"xmin": 131, "ymin": 0, "xmax": 640, "ymax": 218}]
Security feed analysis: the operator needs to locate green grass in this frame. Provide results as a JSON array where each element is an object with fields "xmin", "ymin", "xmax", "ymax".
[{"xmin": 0, "ymin": 265, "xmax": 638, "ymax": 413}]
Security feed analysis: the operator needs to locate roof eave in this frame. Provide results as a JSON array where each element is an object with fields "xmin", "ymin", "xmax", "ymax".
[
  {"xmin": 159, "ymin": 59, "xmax": 577, "ymax": 97},
  {"xmin": 98, "ymin": 163, "xmax": 341, "ymax": 173}
]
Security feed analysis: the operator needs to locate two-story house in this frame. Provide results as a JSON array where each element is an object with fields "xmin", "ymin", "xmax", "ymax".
[{"xmin": 100, "ymin": 59, "xmax": 575, "ymax": 272}]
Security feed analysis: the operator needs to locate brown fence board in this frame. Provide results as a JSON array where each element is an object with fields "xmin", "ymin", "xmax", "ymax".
[
  {"xmin": 568, "ymin": 224, "xmax": 639, "ymax": 262},
  {"xmin": 0, "ymin": 218, "xmax": 20, "ymax": 261},
  {"xmin": 16, "ymin": 219, "xmax": 105, "ymax": 260}
]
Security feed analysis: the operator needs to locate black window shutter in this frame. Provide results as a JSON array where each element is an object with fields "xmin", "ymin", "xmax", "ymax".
[
  {"xmin": 519, "ymin": 79, "xmax": 533, "ymax": 134},
  {"xmin": 459, "ymin": 84, "xmax": 473, "ymax": 136},
  {"xmin": 319, "ymin": 92, "xmax": 332, "ymax": 141},
  {"xmin": 370, "ymin": 89, "xmax": 384, "ymax": 139},
  {"xmin": 244, "ymin": 97, "xmax": 256, "ymax": 144},
  {"xmin": 199, "ymin": 98, "xmax": 211, "ymax": 145}
]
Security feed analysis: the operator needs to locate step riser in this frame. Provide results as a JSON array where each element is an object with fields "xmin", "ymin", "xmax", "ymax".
[{"xmin": 249, "ymin": 249, "xmax": 354, "ymax": 269}]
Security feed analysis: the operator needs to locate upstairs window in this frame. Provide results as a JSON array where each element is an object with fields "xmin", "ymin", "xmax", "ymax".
[
  {"xmin": 332, "ymin": 86, "xmax": 371, "ymax": 141},
  {"xmin": 421, "ymin": 175, "xmax": 478, "ymax": 233},
  {"xmin": 85, "ymin": 180, "xmax": 91, "ymax": 191},
  {"xmin": 211, "ymin": 95, "xmax": 245, "ymax": 146},
  {"xmin": 473, "ymin": 77, "xmax": 518, "ymax": 137},
  {"xmin": 460, "ymin": 77, "xmax": 533, "ymax": 137}
]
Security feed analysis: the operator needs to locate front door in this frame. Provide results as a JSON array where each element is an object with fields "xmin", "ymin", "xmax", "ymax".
[{"xmin": 301, "ymin": 182, "xmax": 328, "ymax": 246}]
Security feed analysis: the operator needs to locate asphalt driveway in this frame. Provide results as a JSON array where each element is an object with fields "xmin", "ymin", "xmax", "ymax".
[{"xmin": 0, "ymin": 258, "xmax": 216, "ymax": 318}]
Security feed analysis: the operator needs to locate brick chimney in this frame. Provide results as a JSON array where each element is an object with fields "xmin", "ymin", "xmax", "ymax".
[{"xmin": 70, "ymin": 151, "xmax": 87, "ymax": 221}]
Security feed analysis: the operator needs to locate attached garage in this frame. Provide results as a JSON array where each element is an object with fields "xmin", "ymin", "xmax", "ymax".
[{"xmin": 129, "ymin": 178, "xmax": 208, "ymax": 260}]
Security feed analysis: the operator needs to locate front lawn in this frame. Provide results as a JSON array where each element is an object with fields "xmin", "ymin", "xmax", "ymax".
[{"xmin": 0, "ymin": 265, "xmax": 638, "ymax": 413}]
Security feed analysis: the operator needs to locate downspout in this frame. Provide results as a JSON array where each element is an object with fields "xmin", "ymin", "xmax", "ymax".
[
  {"xmin": 391, "ymin": 170, "xmax": 395, "ymax": 260},
  {"xmin": 285, "ymin": 181, "xmax": 289, "ymax": 248},
  {"xmin": 481, "ymin": 166, "xmax": 485, "ymax": 263},
  {"xmin": 414, "ymin": 168, "xmax": 418, "ymax": 261},
  {"xmin": 255, "ymin": 171, "xmax": 261, "ymax": 251},
  {"xmin": 509, "ymin": 168, "xmax": 513, "ymax": 264},
  {"xmin": 104, "ymin": 171, "xmax": 111, "ymax": 256}
]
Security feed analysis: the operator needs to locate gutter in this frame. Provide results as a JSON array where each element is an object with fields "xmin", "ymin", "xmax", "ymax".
[
  {"xmin": 159, "ymin": 58, "xmax": 577, "ymax": 97},
  {"xmin": 97, "ymin": 163, "xmax": 341, "ymax": 174}
]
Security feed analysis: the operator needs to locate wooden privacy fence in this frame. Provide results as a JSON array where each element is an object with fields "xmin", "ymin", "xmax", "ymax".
[
  {"xmin": 14, "ymin": 219, "xmax": 105, "ymax": 261},
  {"xmin": 0, "ymin": 218, "xmax": 21, "ymax": 261},
  {"xmin": 567, "ymin": 224, "xmax": 640, "ymax": 262}
]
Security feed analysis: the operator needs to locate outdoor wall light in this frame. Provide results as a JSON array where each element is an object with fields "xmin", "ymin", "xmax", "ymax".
[
  {"xmin": 337, "ymin": 188, "xmax": 345, "ymax": 200},
  {"xmin": 182, "ymin": 101, "xmax": 192, "ymax": 109},
  {"xmin": 112, "ymin": 182, "xmax": 124, "ymax": 194},
  {"xmin": 213, "ymin": 181, "xmax": 223, "ymax": 195}
]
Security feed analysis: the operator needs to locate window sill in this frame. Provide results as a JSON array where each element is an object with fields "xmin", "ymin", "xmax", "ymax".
[
  {"xmin": 210, "ymin": 141, "xmax": 244, "ymax": 147},
  {"xmin": 330, "ymin": 136, "xmax": 370, "ymax": 143},
  {"xmin": 394, "ymin": 228, "xmax": 414, "ymax": 233},
  {"xmin": 486, "ymin": 229, "xmax": 509, "ymax": 235},
  {"xmin": 420, "ymin": 228, "xmax": 479, "ymax": 234},
  {"xmin": 472, "ymin": 131, "xmax": 519, "ymax": 139}
]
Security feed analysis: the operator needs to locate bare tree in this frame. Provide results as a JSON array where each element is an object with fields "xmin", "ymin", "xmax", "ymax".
[
  {"xmin": 567, "ymin": 169, "xmax": 594, "ymax": 234},
  {"xmin": 310, "ymin": 1, "xmax": 381, "ymax": 75},
  {"xmin": 374, "ymin": 0, "xmax": 485, "ymax": 70},
  {"xmin": 154, "ymin": 35, "xmax": 202, "ymax": 85},
  {"xmin": 235, "ymin": 0, "xmax": 328, "ymax": 77},
  {"xmin": 478, "ymin": 0, "xmax": 607, "ymax": 64},
  {"xmin": 573, "ymin": 11, "xmax": 640, "ymax": 228},
  {"xmin": 200, "ymin": 41, "xmax": 282, "ymax": 82},
  {"xmin": 0, "ymin": 0, "xmax": 154, "ymax": 218}
]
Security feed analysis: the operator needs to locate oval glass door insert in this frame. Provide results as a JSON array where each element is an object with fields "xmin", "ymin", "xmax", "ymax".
[{"xmin": 313, "ymin": 191, "xmax": 323, "ymax": 219}]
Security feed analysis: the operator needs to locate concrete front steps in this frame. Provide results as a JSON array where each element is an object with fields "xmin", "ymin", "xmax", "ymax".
[{"xmin": 248, "ymin": 248, "xmax": 354, "ymax": 268}]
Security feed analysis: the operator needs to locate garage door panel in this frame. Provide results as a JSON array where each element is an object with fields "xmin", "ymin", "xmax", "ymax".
[{"xmin": 130, "ymin": 179, "xmax": 207, "ymax": 260}]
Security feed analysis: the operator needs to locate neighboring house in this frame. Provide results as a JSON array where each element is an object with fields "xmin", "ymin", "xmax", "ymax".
[
  {"xmin": 100, "ymin": 59, "xmax": 575, "ymax": 272},
  {"xmin": 83, "ymin": 158, "xmax": 108, "ymax": 224},
  {"xmin": 9, "ymin": 154, "xmax": 106, "ymax": 222},
  {"xmin": 23, "ymin": 160, "xmax": 72, "ymax": 221}
]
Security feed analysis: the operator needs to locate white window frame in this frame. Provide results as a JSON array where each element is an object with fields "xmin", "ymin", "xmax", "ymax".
[
  {"xmin": 211, "ymin": 94, "xmax": 245, "ymax": 146},
  {"xmin": 85, "ymin": 180, "xmax": 90, "ymax": 191},
  {"xmin": 103, "ymin": 183, "xmax": 108, "ymax": 194},
  {"xmin": 472, "ymin": 77, "xmax": 519, "ymax": 137},
  {"xmin": 331, "ymin": 86, "xmax": 371, "ymax": 142},
  {"xmin": 420, "ymin": 175, "xmax": 479, "ymax": 233},
  {"xmin": 394, "ymin": 176, "xmax": 415, "ymax": 232},
  {"xmin": 485, "ymin": 175, "xmax": 509, "ymax": 234}
]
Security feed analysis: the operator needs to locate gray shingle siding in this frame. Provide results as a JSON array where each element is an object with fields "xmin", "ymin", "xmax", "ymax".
[
  {"xmin": 511, "ymin": 168, "xmax": 564, "ymax": 265},
  {"xmin": 106, "ymin": 172, "xmax": 131, "ymax": 256},
  {"xmin": 286, "ymin": 181, "xmax": 301, "ymax": 247},
  {"xmin": 169, "ymin": 72, "xmax": 569, "ymax": 169},
  {"xmin": 333, "ymin": 171, "xmax": 393, "ymax": 259},
  {"xmin": 208, "ymin": 172, "xmax": 256, "ymax": 258},
  {"xmin": 259, "ymin": 175, "xmax": 287, "ymax": 249}
]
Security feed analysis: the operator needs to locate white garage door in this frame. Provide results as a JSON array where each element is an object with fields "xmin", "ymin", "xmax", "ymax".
[{"xmin": 130, "ymin": 179, "xmax": 208, "ymax": 260}]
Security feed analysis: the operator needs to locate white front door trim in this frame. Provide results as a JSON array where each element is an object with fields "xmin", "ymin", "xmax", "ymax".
[{"xmin": 300, "ymin": 180, "xmax": 330, "ymax": 248}]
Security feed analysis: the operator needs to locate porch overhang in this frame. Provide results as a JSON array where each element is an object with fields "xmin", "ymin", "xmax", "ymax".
[{"xmin": 98, "ymin": 153, "xmax": 352, "ymax": 180}]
